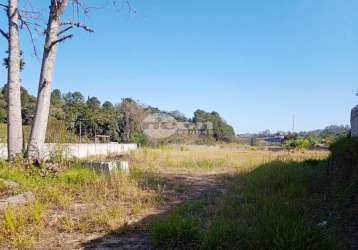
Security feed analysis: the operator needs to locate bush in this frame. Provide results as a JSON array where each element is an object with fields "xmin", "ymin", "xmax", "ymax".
[
  {"xmin": 283, "ymin": 138, "xmax": 311, "ymax": 149},
  {"xmin": 329, "ymin": 137, "xmax": 358, "ymax": 180},
  {"xmin": 129, "ymin": 132, "xmax": 148, "ymax": 146}
]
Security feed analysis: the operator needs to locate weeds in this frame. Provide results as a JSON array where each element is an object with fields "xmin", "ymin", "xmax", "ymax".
[
  {"xmin": 0, "ymin": 145, "xmax": 339, "ymax": 249},
  {"xmin": 151, "ymin": 158, "xmax": 342, "ymax": 250},
  {"xmin": 1, "ymin": 202, "xmax": 45, "ymax": 248},
  {"xmin": 0, "ymin": 160, "xmax": 161, "ymax": 248},
  {"xmin": 152, "ymin": 214, "xmax": 201, "ymax": 250}
]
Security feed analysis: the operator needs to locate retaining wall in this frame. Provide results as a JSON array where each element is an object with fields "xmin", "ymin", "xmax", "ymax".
[{"xmin": 0, "ymin": 143, "xmax": 138, "ymax": 159}]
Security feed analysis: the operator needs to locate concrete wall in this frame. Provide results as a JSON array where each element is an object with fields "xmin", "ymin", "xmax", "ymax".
[
  {"xmin": 351, "ymin": 105, "xmax": 358, "ymax": 137},
  {"xmin": 0, "ymin": 143, "xmax": 138, "ymax": 159}
]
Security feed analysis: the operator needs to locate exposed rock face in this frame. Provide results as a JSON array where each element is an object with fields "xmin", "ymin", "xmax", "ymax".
[
  {"xmin": 351, "ymin": 105, "xmax": 358, "ymax": 137},
  {"xmin": 0, "ymin": 192, "xmax": 35, "ymax": 211}
]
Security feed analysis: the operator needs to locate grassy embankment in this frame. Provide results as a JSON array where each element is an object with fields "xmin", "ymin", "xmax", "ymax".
[{"xmin": 0, "ymin": 143, "xmax": 355, "ymax": 249}]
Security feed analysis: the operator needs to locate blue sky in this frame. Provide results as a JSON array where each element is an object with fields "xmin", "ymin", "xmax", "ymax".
[{"xmin": 1, "ymin": 0, "xmax": 357, "ymax": 133}]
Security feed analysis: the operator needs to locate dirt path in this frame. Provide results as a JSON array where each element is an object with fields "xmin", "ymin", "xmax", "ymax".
[
  {"xmin": 81, "ymin": 171, "xmax": 228, "ymax": 250},
  {"xmin": 39, "ymin": 170, "xmax": 231, "ymax": 250}
]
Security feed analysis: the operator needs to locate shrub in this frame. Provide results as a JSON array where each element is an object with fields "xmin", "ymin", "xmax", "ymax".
[
  {"xmin": 329, "ymin": 137, "xmax": 358, "ymax": 180},
  {"xmin": 283, "ymin": 138, "xmax": 311, "ymax": 149}
]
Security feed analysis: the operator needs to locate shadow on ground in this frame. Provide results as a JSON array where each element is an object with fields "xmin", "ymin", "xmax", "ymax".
[{"xmin": 81, "ymin": 159, "xmax": 357, "ymax": 250}]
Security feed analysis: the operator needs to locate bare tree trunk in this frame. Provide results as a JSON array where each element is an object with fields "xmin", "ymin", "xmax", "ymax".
[
  {"xmin": 122, "ymin": 100, "xmax": 130, "ymax": 143},
  {"xmin": 27, "ymin": 0, "xmax": 68, "ymax": 160},
  {"xmin": 7, "ymin": 0, "xmax": 23, "ymax": 160},
  {"xmin": 122, "ymin": 110, "xmax": 130, "ymax": 143}
]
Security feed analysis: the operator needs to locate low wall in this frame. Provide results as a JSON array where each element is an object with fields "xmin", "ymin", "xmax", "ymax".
[
  {"xmin": 351, "ymin": 105, "xmax": 358, "ymax": 137},
  {"xmin": 0, "ymin": 143, "xmax": 138, "ymax": 159}
]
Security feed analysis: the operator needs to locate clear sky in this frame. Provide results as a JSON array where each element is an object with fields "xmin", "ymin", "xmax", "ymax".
[{"xmin": 1, "ymin": 0, "xmax": 357, "ymax": 133}]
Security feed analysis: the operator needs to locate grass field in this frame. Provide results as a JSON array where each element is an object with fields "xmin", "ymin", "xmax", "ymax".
[{"xmin": 0, "ymin": 144, "xmax": 354, "ymax": 249}]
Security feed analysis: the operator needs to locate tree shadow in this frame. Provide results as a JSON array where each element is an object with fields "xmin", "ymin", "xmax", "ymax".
[{"xmin": 81, "ymin": 158, "xmax": 356, "ymax": 249}]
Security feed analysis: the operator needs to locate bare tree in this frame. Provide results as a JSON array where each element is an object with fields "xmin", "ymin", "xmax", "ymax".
[
  {"xmin": 0, "ymin": 1, "xmax": 23, "ymax": 160},
  {"xmin": 27, "ymin": 0, "xmax": 69, "ymax": 160},
  {"xmin": 27, "ymin": 0, "xmax": 95, "ymax": 160},
  {"xmin": 121, "ymin": 99, "xmax": 130, "ymax": 143},
  {"xmin": 25, "ymin": 0, "xmax": 132, "ymax": 160}
]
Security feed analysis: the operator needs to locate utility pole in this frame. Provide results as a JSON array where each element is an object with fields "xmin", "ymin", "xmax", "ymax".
[{"xmin": 292, "ymin": 115, "xmax": 295, "ymax": 133}]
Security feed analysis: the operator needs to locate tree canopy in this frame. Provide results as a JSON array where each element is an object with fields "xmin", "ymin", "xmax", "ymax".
[{"xmin": 0, "ymin": 85, "xmax": 236, "ymax": 145}]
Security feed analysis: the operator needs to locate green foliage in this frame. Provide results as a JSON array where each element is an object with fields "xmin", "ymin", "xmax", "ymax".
[
  {"xmin": 193, "ymin": 109, "xmax": 235, "ymax": 142},
  {"xmin": 0, "ymin": 85, "xmax": 36, "ymax": 125},
  {"xmin": 283, "ymin": 138, "xmax": 311, "ymax": 149},
  {"xmin": 2, "ymin": 50, "xmax": 25, "ymax": 71},
  {"xmin": 129, "ymin": 131, "xmax": 148, "ymax": 145},
  {"xmin": 0, "ymin": 85, "xmax": 236, "ymax": 145},
  {"xmin": 329, "ymin": 137, "xmax": 358, "ymax": 192},
  {"xmin": 151, "ymin": 160, "xmax": 341, "ymax": 250},
  {"xmin": 151, "ymin": 214, "xmax": 201, "ymax": 249},
  {"xmin": 59, "ymin": 168, "xmax": 96, "ymax": 185}
]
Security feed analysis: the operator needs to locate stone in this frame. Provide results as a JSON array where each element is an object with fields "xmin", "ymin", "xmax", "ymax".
[
  {"xmin": 0, "ymin": 178, "xmax": 19, "ymax": 189},
  {"xmin": 85, "ymin": 161, "xmax": 129, "ymax": 174},
  {"xmin": 0, "ymin": 192, "xmax": 35, "ymax": 211},
  {"xmin": 351, "ymin": 105, "xmax": 358, "ymax": 137}
]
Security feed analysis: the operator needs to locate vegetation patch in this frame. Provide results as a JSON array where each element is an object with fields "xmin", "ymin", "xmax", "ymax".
[
  {"xmin": 151, "ymin": 159, "xmax": 343, "ymax": 249},
  {"xmin": 0, "ymin": 160, "xmax": 162, "ymax": 249}
]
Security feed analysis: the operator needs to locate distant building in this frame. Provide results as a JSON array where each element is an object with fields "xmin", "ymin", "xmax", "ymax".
[{"xmin": 261, "ymin": 135, "xmax": 285, "ymax": 145}]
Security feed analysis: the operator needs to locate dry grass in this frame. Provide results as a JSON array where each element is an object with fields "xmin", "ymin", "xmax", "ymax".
[
  {"xmin": 0, "ymin": 145, "xmax": 330, "ymax": 249},
  {"xmin": 0, "ymin": 161, "xmax": 161, "ymax": 249},
  {"xmin": 130, "ymin": 144, "xmax": 328, "ymax": 174}
]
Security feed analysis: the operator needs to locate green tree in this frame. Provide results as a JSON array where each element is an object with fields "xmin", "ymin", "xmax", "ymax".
[{"xmin": 193, "ymin": 109, "xmax": 235, "ymax": 142}]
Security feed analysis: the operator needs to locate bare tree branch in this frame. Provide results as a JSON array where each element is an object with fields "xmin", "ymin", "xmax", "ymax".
[
  {"xmin": 0, "ymin": 27, "xmax": 9, "ymax": 40},
  {"xmin": 58, "ymin": 25, "xmax": 73, "ymax": 36},
  {"xmin": 49, "ymin": 34, "xmax": 73, "ymax": 49},
  {"xmin": 61, "ymin": 21, "xmax": 94, "ymax": 32},
  {"xmin": 0, "ymin": 3, "xmax": 7, "ymax": 9},
  {"xmin": 18, "ymin": 11, "xmax": 40, "ymax": 58}
]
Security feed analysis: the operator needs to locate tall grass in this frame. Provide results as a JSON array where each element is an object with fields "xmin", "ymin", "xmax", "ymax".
[
  {"xmin": 0, "ymin": 161, "xmax": 162, "ymax": 248},
  {"xmin": 151, "ymin": 155, "xmax": 342, "ymax": 249},
  {"xmin": 0, "ymin": 145, "xmax": 334, "ymax": 249}
]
